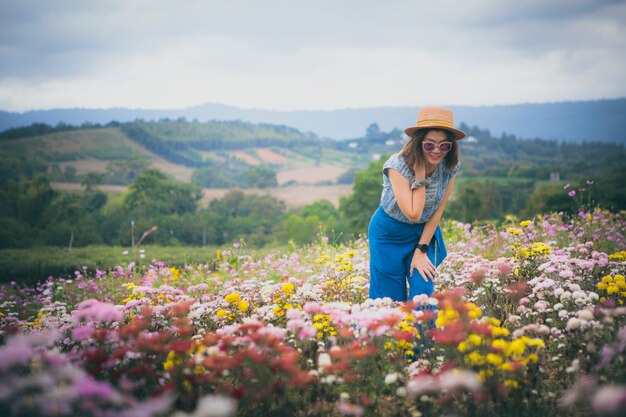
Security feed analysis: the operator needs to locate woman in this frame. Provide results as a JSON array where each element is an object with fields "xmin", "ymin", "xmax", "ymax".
[{"xmin": 368, "ymin": 107, "xmax": 464, "ymax": 301}]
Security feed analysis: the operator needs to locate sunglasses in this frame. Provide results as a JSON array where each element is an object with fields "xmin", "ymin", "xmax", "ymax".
[{"xmin": 422, "ymin": 141, "xmax": 453, "ymax": 153}]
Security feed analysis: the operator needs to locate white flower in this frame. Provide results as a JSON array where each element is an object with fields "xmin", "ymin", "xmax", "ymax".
[
  {"xmin": 321, "ymin": 375, "xmax": 338, "ymax": 384},
  {"xmin": 566, "ymin": 359, "xmax": 580, "ymax": 373},
  {"xmin": 318, "ymin": 353, "xmax": 332, "ymax": 372},
  {"xmin": 574, "ymin": 298, "xmax": 587, "ymax": 306},
  {"xmin": 566, "ymin": 317, "xmax": 582, "ymax": 330},
  {"xmin": 553, "ymin": 303, "xmax": 564, "ymax": 311},
  {"xmin": 508, "ymin": 315, "xmax": 521, "ymax": 324},
  {"xmin": 438, "ymin": 369, "xmax": 482, "ymax": 392},
  {"xmin": 406, "ymin": 376, "xmax": 438, "ymax": 396},
  {"xmin": 558, "ymin": 310, "xmax": 569, "ymax": 319},
  {"xmin": 179, "ymin": 395, "xmax": 237, "ymax": 417},
  {"xmin": 385, "ymin": 373, "xmax": 399, "ymax": 384},
  {"xmin": 577, "ymin": 309, "xmax": 594, "ymax": 321},
  {"xmin": 560, "ymin": 291, "xmax": 572, "ymax": 301},
  {"xmin": 571, "ymin": 290, "xmax": 586, "ymax": 300}
]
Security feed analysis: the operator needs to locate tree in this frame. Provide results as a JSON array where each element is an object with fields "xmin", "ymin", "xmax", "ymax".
[
  {"xmin": 125, "ymin": 169, "xmax": 202, "ymax": 219},
  {"xmin": 338, "ymin": 158, "xmax": 386, "ymax": 236},
  {"xmin": 366, "ymin": 123, "xmax": 380, "ymax": 137},
  {"xmin": 81, "ymin": 171, "xmax": 104, "ymax": 191},
  {"xmin": 243, "ymin": 165, "xmax": 278, "ymax": 188}
]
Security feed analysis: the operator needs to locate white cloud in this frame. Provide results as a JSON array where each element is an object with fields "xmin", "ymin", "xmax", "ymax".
[{"xmin": 0, "ymin": 0, "xmax": 625, "ymax": 111}]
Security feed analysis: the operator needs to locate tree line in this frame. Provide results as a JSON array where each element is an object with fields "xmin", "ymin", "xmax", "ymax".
[{"xmin": 1, "ymin": 162, "xmax": 624, "ymax": 252}]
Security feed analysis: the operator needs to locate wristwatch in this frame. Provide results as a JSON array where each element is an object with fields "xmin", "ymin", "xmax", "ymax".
[
  {"xmin": 410, "ymin": 177, "xmax": 431, "ymax": 190},
  {"xmin": 415, "ymin": 243, "xmax": 429, "ymax": 253}
]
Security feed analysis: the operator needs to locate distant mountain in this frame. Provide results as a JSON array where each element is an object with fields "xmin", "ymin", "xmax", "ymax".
[{"xmin": 1, "ymin": 98, "xmax": 624, "ymax": 142}]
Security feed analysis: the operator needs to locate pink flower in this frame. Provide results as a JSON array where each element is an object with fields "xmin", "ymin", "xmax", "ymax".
[
  {"xmin": 563, "ymin": 183, "xmax": 571, "ymax": 190},
  {"xmin": 592, "ymin": 385, "xmax": 626, "ymax": 415},
  {"xmin": 568, "ymin": 190, "xmax": 576, "ymax": 197},
  {"xmin": 336, "ymin": 401, "xmax": 364, "ymax": 416},
  {"xmin": 71, "ymin": 299, "xmax": 123, "ymax": 325},
  {"xmin": 303, "ymin": 302, "xmax": 322, "ymax": 314},
  {"xmin": 72, "ymin": 324, "xmax": 95, "ymax": 341}
]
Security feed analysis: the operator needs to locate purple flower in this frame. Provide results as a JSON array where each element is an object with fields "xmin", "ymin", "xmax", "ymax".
[
  {"xmin": 73, "ymin": 377, "xmax": 119, "ymax": 401},
  {"xmin": 0, "ymin": 336, "xmax": 33, "ymax": 372}
]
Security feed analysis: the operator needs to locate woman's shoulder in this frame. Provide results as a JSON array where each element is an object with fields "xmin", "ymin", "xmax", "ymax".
[{"xmin": 383, "ymin": 153, "xmax": 409, "ymax": 173}]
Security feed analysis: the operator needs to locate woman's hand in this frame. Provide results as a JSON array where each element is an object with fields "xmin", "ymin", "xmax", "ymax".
[
  {"xmin": 414, "ymin": 163, "xmax": 426, "ymax": 180},
  {"xmin": 410, "ymin": 249, "xmax": 435, "ymax": 282}
]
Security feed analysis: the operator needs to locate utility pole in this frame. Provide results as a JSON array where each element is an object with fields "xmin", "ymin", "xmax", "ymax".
[{"xmin": 131, "ymin": 220, "xmax": 135, "ymax": 262}]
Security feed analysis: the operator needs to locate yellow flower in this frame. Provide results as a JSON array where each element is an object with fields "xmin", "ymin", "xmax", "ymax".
[
  {"xmin": 216, "ymin": 309, "xmax": 228, "ymax": 318},
  {"xmin": 504, "ymin": 379, "xmax": 519, "ymax": 389},
  {"xmin": 525, "ymin": 353, "xmax": 539, "ymax": 363},
  {"xmin": 282, "ymin": 282, "xmax": 295, "ymax": 294},
  {"xmin": 506, "ymin": 339, "xmax": 526, "ymax": 357},
  {"xmin": 609, "ymin": 251, "xmax": 626, "ymax": 262},
  {"xmin": 169, "ymin": 267, "xmax": 180, "ymax": 280},
  {"xmin": 274, "ymin": 306, "xmax": 284, "ymax": 317},
  {"xmin": 467, "ymin": 303, "xmax": 482, "ymax": 320},
  {"xmin": 486, "ymin": 317, "xmax": 501, "ymax": 327},
  {"xmin": 492, "ymin": 339, "xmax": 508, "ymax": 351},
  {"xmin": 492, "ymin": 327, "xmax": 510, "ymax": 337},
  {"xmin": 507, "ymin": 227, "xmax": 522, "ymax": 235},
  {"xmin": 499, "ymin": 362, "xmax": 517, "ymax": 372},
  {"xmin": 465, "ymin": 352, "xmax": 485, "ymax": 366},
  {"xmin": 467, "ymin": 334, "xmax": 482, "ymax": 346},
  {"xmin": 487, "ymin": 353, "xmax": 504, "ymax": 366},
  {"xmin": 602, "ymin": 275, "xmax": 614, "ymax": 283},
  {"xmin": 479, "ymin": 369, "xmax": 494, "ymax": 380},
  {"xmin": 519, "ymin": 220, "xmax": 532, "ymax": 227},
  {"xmin": 237, "ymin": 301, "xmax": 249, "ymax": 312},
  {"xmin": 225, "ymin": 293, "xmax": 240, "ymax": 304}
]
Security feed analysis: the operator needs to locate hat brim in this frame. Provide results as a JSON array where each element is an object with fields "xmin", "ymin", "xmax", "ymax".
[{"xmin": 404, "ymin": 125, "xmax": 466, "ymax": 140}]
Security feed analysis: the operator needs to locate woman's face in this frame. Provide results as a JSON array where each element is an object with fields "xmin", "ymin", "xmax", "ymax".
[{"xmin": 421, "ymin": 130, "xmax": 452, "ymax": 167}]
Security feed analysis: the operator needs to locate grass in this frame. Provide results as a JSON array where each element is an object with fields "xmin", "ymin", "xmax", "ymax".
[{"xmin": 0, "ymin": 244, "xmax": 221, "ymax": 284}]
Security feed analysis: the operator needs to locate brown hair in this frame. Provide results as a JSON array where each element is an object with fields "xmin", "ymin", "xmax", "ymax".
[{"xmin": 399, "ymin": 129, "xmax": 460, "ymax": 173}]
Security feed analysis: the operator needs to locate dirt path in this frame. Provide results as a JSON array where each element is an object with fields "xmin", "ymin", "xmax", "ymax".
[{"xmin": 51, "ymin": 183, "xmax": 354, "ymax": 209}]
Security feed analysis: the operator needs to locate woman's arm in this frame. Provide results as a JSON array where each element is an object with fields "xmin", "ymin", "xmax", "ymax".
[
  {"xmin": 410, "ymin": 176, "xmax": 457, "ymax": 281},
  {"xmin": 388, "ymin": 164, "xmax": 427, "ymax": 222}
]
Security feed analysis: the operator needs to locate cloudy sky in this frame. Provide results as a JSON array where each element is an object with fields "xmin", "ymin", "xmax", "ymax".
[{"xmin": 0, "ymin": 0, "xmax": 625, "ymax": 112}]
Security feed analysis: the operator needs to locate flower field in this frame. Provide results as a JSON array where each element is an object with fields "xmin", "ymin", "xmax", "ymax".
[{"xmin": 1, "ymin": 209, "xmax": 625, "ymax": 417}]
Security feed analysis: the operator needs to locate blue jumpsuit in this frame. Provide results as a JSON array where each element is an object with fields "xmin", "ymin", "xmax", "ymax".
[{"xmin": 368, "ymin": 154, "xmax": 459, "ymax": 301}]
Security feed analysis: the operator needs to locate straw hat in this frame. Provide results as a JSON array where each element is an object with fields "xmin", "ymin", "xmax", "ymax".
[{"xmin": 404, "ymin": 107, "xmax": 465, "ymax": 140}]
